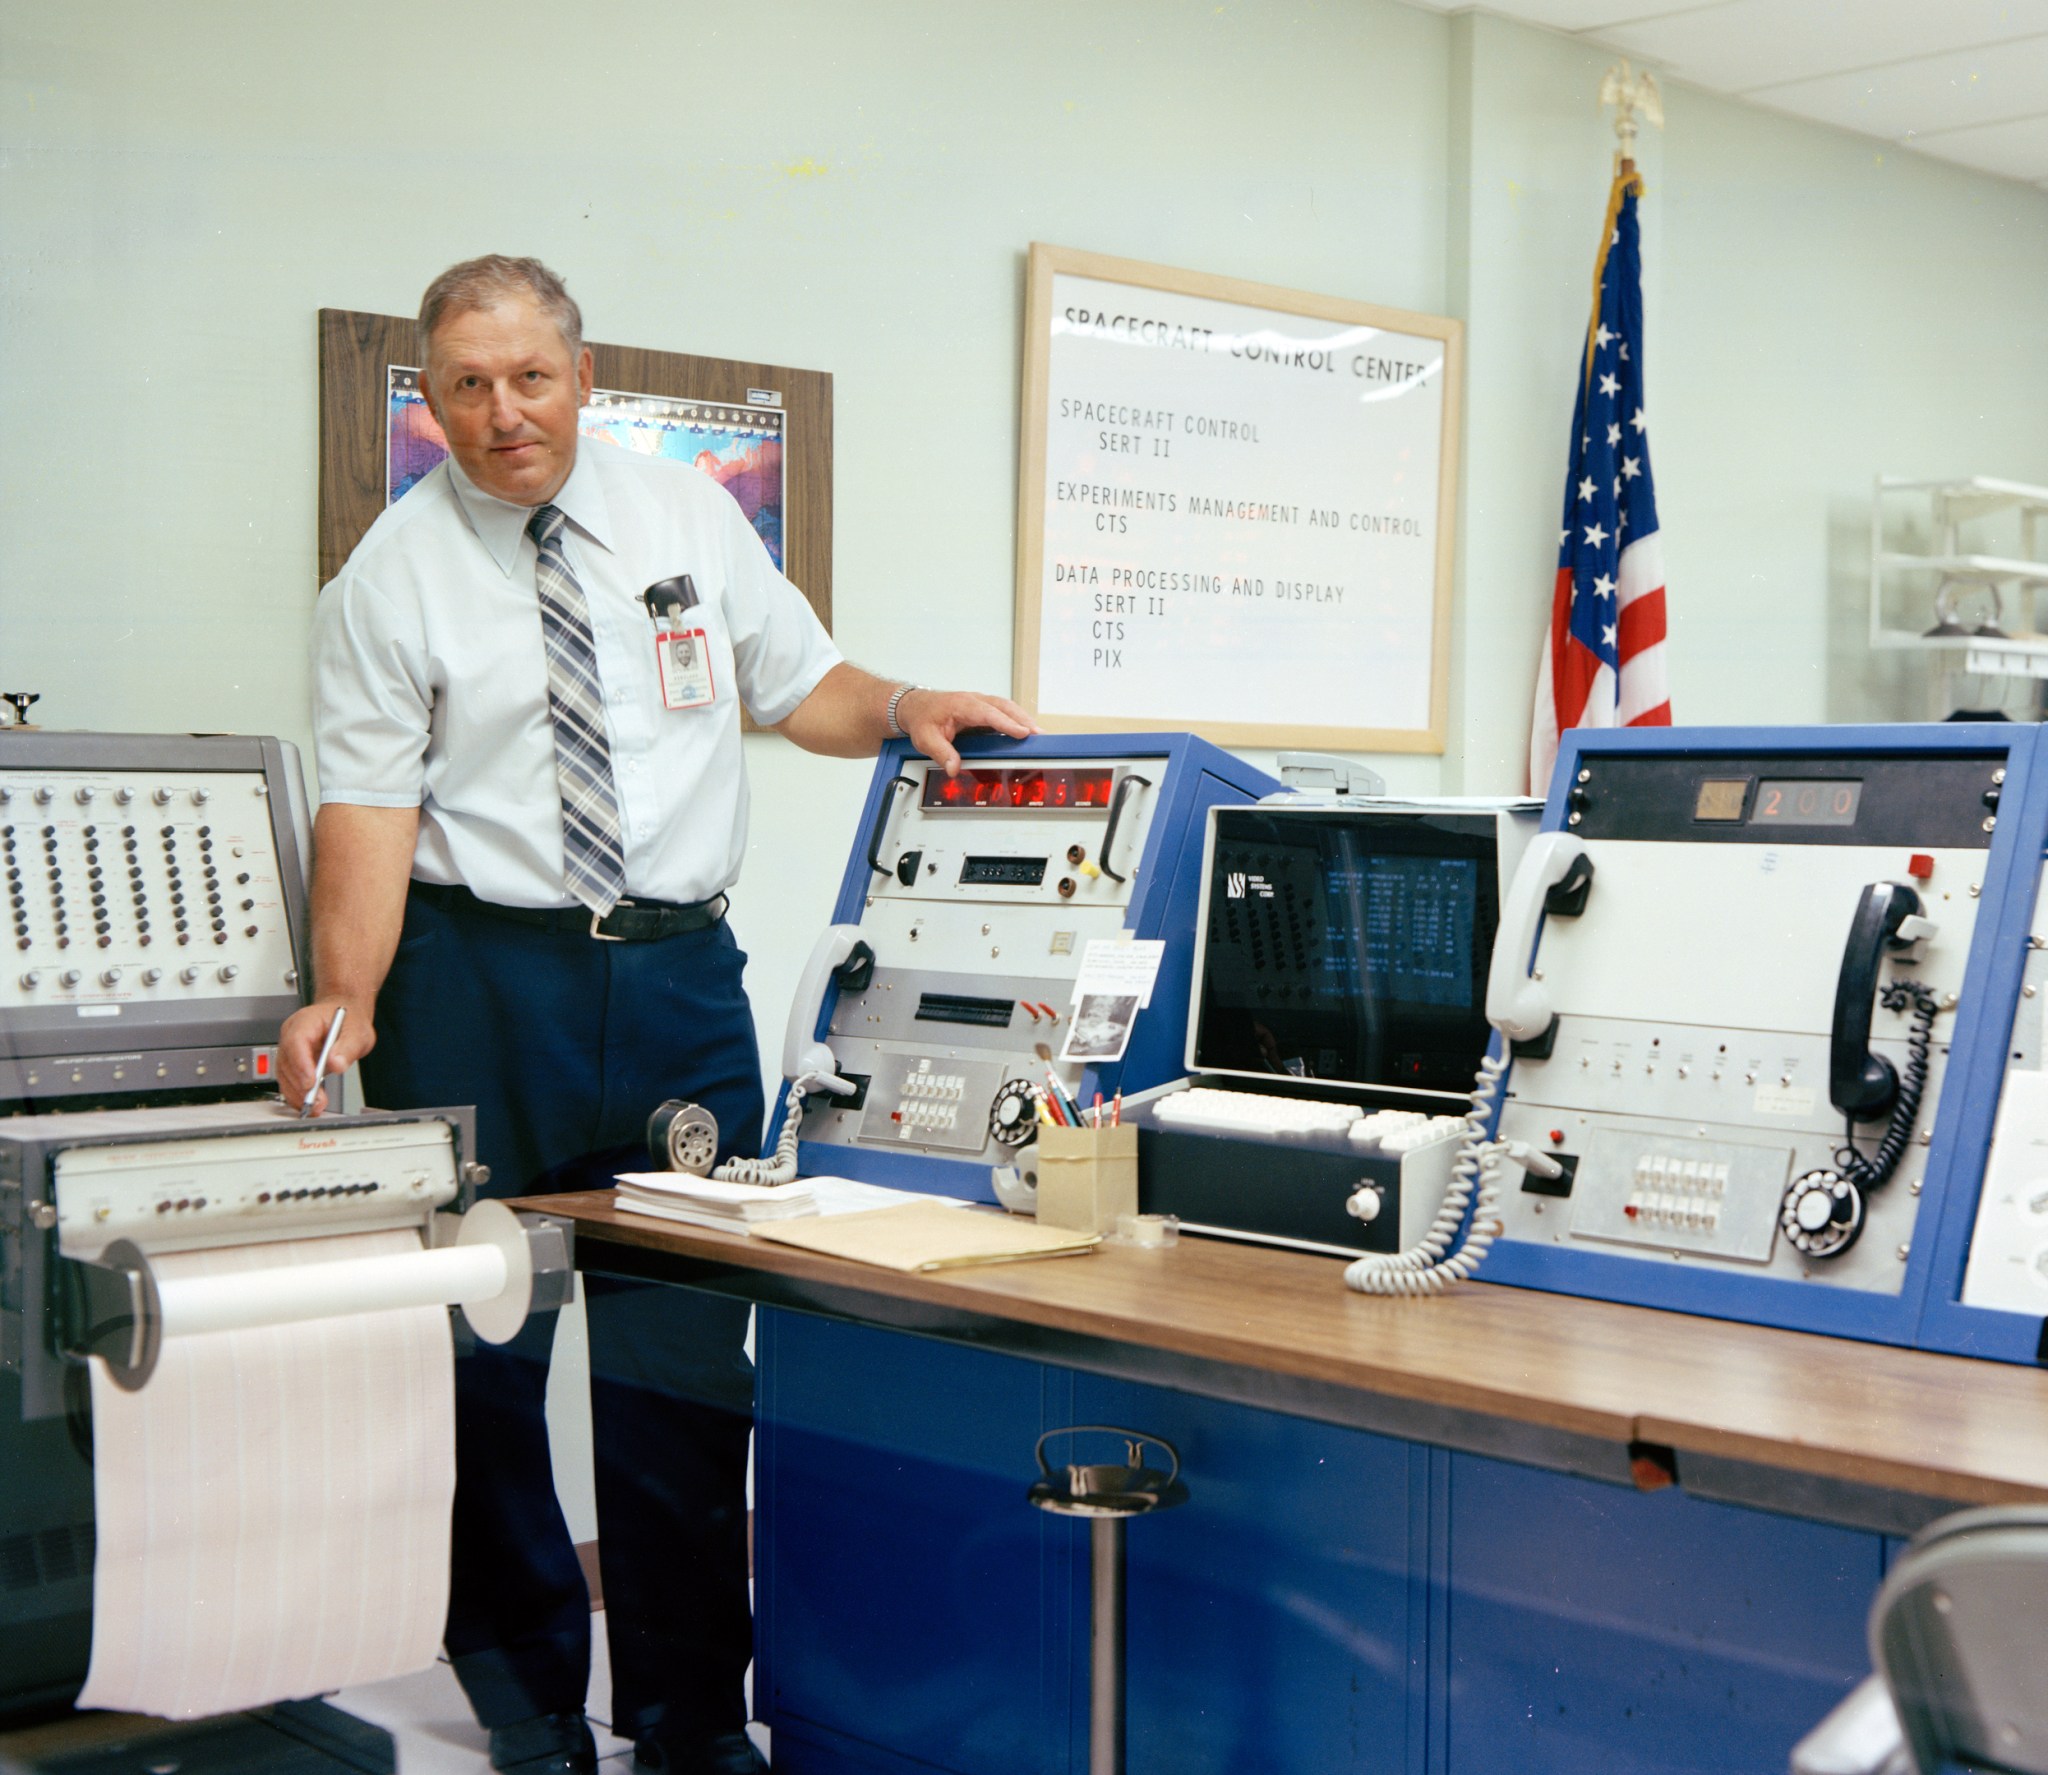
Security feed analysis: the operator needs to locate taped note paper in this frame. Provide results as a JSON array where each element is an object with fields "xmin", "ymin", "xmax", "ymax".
[{"xmin": 1070, "ymin": 938, "xmax": 1165, "ymax": 1009}]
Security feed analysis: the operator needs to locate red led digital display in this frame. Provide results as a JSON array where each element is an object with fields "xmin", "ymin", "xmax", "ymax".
[{"xmin": 920, "ymin": 767, "xmax": 1116, "ymax": 811}]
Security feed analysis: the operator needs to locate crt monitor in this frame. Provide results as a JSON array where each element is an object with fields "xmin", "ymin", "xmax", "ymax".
[{"xmin": 1189, "ymin": 806, "xmax": 1500, "ymax": 1098}]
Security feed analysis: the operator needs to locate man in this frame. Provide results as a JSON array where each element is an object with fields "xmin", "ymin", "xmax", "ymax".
[{"xmin": 278, "ymin": 255, "xmax": 1034, "ymax": 1775}]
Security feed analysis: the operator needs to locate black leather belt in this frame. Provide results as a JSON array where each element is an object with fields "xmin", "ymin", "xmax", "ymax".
[{"xmin": 411, "ymin": 880, "xmax": 729, "ymax": 942}]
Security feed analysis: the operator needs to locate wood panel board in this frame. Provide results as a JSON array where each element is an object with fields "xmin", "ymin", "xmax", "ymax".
[{"xmin": 520, "ymin": 1191, "xmax": 2048, "ymax": 1507}]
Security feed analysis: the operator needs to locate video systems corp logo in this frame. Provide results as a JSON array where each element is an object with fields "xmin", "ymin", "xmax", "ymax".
[{"xmin": 1226, "ymin": 873, "xmax": 1247, "ymax": 899}]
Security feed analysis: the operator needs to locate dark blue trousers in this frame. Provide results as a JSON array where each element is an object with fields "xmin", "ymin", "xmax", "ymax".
[{"xmin": 360, "ymin": 886, "xmax": 765, "ymax": 1745}]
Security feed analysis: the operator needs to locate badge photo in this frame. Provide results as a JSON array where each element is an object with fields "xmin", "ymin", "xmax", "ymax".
[{"xmin": 655, "ymin": 624, "xmax": 716, "ymax": 709}]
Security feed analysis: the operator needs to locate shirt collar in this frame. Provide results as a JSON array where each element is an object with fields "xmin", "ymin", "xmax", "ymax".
[{"xmin": 446, "ymin": 442, "xmax": 615, "ymax": 575}]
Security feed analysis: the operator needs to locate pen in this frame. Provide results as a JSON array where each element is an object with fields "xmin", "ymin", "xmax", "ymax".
[
  {"xmin": 1111, "ymin": 1090, "xmax": 1122, "ymax": 1127},
  {"xmin": 1093, "ymin": 1092, "xmax": 1103, "ymax": 1129},
  {"xmin": 1045, "ymin": 1069, "xmax": 1083, "ymax": 1126},
  {"xmin": 300, "ymin": 1005, "xmax": 347, "ymax": 1119}
]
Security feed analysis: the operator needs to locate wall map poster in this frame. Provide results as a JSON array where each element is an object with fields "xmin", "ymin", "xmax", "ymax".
[
  {"xmin": 1015, "ymin": 244, "xmax": 1463, "ymax": 751},
  {"xmin": 386, "ymin": 369, "xmax": 787, "ymax": 570}
]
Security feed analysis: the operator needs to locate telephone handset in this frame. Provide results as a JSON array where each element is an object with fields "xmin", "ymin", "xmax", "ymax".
[
  {"xmin": 1347, "ymin": 832, "xmax": 1591, "ymax": 1297},
  {"xmin": 1784, "ymin": 882, "xmax": 1943, "ymax": 1259},
  {"xmin": 1829, "ymin": 881, "xmax": 1931, "ymax": 1121}
]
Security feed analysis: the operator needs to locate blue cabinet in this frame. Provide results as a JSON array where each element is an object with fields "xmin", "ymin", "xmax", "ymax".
[{"xmin": 756, "ymin": 1312, "xmax": 1874, "ymax": 1775}]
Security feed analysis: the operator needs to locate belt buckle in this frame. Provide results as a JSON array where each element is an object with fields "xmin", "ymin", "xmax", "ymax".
[{"xmin": 590, "ymin": 903, "xmax": 628, "ymax": 942}]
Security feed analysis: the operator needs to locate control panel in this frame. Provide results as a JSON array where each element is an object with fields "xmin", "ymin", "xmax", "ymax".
[
  {"xmin": 52, "ymin": 1116, "xmax": 460, "ymax": 1262},
  {"xmin": 1481, "ymin": 731, "xmax": 2034, "ymax": 1347},
  {"xmin": 1930, "ymin": 863, "xmax": 2048, "ymax": 1354},
  {"xmin": 2, "ymin": 1101, "xmax": 476, "ymax": 1418},
  {"xmin": 791, "ymin": 736, "xmax": 1276, "ymax": 1194},
  {"xmin": 4, "ymin": 768, "xmax": 294, "ymax": 1003},
  {"xmin": 0, "ymin": 733, "xmax": 309, "ymax": 1108}
]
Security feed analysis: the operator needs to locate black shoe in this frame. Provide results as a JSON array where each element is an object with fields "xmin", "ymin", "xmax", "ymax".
[
  {"xmin": 633, "ymin": 1728, "xmax": 768, "ymax": 1774},
  {"xmin": 489, "ymin": 1710, "xmax": 599, "ymax": 1773}
]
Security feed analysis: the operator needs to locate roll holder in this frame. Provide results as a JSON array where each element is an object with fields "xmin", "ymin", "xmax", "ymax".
[{"xmin": 60, "ymin": 1203, "xmax": 576, "ymax": 1392}]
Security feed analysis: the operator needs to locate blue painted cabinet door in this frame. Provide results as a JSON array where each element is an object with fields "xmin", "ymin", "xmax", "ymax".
[
  {"xmin": 1442, "ymin": 1456, "xmax": 1877, "ymax": 1775},
  {"xmin": 756, "ymin": 1312, "xmax": 1074, "ymax": 1775},
  {"xmin": 1068, "ymin": 1374, "xmax": 1426, "ymax": 1775}
]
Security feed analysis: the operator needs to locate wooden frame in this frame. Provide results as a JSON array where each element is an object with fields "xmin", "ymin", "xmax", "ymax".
[
  {"xmin": 1014, "ymin": 243, "xmax": 1463, "ymax": 753},
  {"xmin": 317, "ymin": 309, "xmax": 833, "ymax": 636}
]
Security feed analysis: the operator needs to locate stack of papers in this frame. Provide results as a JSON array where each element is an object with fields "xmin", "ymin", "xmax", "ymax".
[
  {"xmin": 611, "ymin": 1173, "xmax": 975, "ymax": 1233},
  {"xmin": 612, "ymin": 1174, "xmax": 818, "ymax": 1233}
]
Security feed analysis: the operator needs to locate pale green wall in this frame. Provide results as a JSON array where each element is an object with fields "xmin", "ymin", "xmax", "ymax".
[{"xmin": 4, "ymin": 0, "xmax": 2047, "ymax": 1033}]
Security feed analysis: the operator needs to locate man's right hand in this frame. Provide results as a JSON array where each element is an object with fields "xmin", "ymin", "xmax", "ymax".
[{"xmin": 277, "ymin": 997, "xmax": 378, "ymax": 1117}]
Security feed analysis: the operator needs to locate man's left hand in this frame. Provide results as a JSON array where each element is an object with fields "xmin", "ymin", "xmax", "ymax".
[{"xmin": 898, "ymin": 690, "xmax": 1039, "ymax": 773}]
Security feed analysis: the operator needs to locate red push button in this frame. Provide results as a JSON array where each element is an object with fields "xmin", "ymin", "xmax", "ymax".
[
  {"xmin": 254, "ymin": 1049, "xmax": 272, "ymax": 1077},
  {"xmin": 1907, "ymin": 854, "xmax": 1935, "ymax": 880}
]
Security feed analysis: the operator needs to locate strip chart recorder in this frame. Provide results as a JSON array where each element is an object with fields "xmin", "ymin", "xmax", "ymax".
[
  {"xmin": 775, "ymin": 734, "xmax": 1275, "ymax": 1196},
  {"xmin": 1480, "ymin": 723, "xmax": 2048, "ymax": 1355},
  {"xmin": 1, "ymin": 731, "xmax": 569, "ymax": 1746}
]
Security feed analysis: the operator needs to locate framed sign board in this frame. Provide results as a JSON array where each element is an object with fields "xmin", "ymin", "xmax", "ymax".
[
  {"xmin": 1014, "ymin": 244, "xmax": 1462, "ymax": 752},
  {"xmin": 317, "ymin": 309, "xmax": 833, "ymax": 635}
]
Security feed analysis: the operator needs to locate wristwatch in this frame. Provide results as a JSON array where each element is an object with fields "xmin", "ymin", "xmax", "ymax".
[{"xmin": 886, "ymin": 684, "xmax": 921, "ymax": 738}]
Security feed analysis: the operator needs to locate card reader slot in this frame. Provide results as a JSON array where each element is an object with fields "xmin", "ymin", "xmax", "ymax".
[{"xmin": 914, "ymin": 992, "xmax": 1017, "ymax": 1028}]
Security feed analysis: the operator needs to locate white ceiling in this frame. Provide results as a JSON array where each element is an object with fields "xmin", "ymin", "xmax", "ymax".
[{"xmin": 1401, "ymin": 0, "xmax": 2048, "ymax": 191}]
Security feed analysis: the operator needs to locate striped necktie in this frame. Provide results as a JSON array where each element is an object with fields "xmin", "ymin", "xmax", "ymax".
[{"xmin": 527, "ymin": 503, "xmax": 626, "ymax": 916}]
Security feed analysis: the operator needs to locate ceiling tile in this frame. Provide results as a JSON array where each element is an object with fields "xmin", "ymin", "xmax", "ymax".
[
  {"xmin": 1753, "ymin": 34, "xmax": 2048, "ymax": 140},
  {"xmin": 1908, "ymin": 111, "xmax": 2048, "ymax": 180},
  {"xmin": 1395, "ymin": 0, "xmax": 1733, "ymax": 31},
  {"xmin": 1598, "ymin": 0, "xmax": 2048, "ymax": 93}
]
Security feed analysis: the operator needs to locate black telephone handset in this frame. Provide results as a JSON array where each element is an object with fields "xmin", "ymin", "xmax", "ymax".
[
  {"xmin": 1789, "ymin": 881, "xmax": 1942, "ymax": 1260},
  {"xmin": 1829, "ymin": 881, "xmax": 1922, "ymax": 1121}
]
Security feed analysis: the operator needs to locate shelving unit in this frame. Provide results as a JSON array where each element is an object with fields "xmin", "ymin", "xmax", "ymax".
[{"xmin": 1870, "ymin": 476, "xmax": 2048, "ymax": 681}]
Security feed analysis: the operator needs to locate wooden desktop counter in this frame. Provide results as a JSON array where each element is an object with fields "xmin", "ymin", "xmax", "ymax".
[{"xmin": 517, "ymin": 1190, "xmax": 2048, "ymax": 1524}]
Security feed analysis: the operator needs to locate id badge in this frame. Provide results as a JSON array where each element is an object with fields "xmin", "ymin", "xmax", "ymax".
[{"xmin": 655, "ymin": 626, "xmax": 716, "ymax": 710}]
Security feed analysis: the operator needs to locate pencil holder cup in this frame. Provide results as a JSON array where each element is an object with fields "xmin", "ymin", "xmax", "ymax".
[{"xmin": 1035, "ymin": 1123, "xmax": 1139, "ymax": 1235}]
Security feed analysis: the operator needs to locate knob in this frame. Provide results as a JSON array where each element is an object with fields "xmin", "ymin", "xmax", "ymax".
[
  {"xmin": 59, "ymin": 968, "xmax": 80, "ymax": 986},
  {"xmin": 179, "ymin": 966, "xmax": 201, "ymax": 984},
  {"xmin": 18, "ymin": 970, "xmax": 39, "ymax": 989},
  {"xmin": 1346, "ymin": 1185, "xmax": 1384, "ymax": 1223},
  {"xmin": 153, "ymin": 788, "xmax": 172, "ymax": 805},
  {"xmin": 191, "ymin": 788, "xmax": 209, "ymax": 805},
  {"xmin": 33, "ymin": 787, "xmax": 53, "ymax": 805},
  {"xmin": 74, "ymin": 787, "xmax": 94, "ymax": 805},
  {"xmin": 99, "ymin": 968, "xmax": 122, "ymax": 987},
  {"xmin": 142, "ymin": 967, "xmax": 162, "ymax": 985},
  {"xmin": 114, "ymin": 787, "xmax": 134, "ymax": 805},
  {"xmin": 217, "ymin": 963, "xmax": 238, "ymax": 982}
]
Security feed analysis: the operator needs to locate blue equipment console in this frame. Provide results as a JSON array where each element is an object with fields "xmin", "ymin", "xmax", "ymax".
[
  {"xmin": 781, "ymin": 733, "xmax": 1274, "ymax": 1197},
  {"xmin": 1482, "ymin": 723, "xmax": 2048, "ymax": 1359}
]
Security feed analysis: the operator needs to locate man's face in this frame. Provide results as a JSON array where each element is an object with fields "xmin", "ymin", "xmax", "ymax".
[{"xmin": 420, "ymin": 296, "xmax": 593, "ymax": 506}]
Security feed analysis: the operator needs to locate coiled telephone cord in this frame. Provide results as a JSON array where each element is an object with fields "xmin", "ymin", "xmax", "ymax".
[
  {"xmin": 1344, "ymin": 1052, "xmax": 1508, "ymax": 1297},
  {"xmin": 711, "ymin": 1080, "xmax": 810, "ymax": 1186},
  {"xmin": 1832, "ymin": 980, "xmax": 1940, "ymax": 1193}
]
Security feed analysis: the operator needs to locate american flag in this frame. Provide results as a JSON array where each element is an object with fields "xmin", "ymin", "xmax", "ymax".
[{"xmin": 1528, "ymin": 168, "xmax": 1670, "ymax": 797}]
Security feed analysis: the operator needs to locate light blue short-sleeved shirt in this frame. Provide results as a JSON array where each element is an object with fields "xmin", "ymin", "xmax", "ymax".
[{"xmin": 313, "ymin": 438, "xmax": 840, "ymax": 909}]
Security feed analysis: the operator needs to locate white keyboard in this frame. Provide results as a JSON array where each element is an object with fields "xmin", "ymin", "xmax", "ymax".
[
  {"xmin": 1349, "ymin": 1108, "xmax": 1468, "ymax": 1152},
  {"xmin": 1151, "ymin": 1087, "xmax": 1362, "ymax": 1138}
]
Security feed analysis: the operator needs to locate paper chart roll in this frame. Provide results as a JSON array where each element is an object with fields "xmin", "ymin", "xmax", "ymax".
[
  {"xmin": 76, "ymin": 1228, "xmax": 455, "ymax": 1720},
  {"xmin": 155, "ymin": 1241, "xmax": 506, "ymax": 1339}
]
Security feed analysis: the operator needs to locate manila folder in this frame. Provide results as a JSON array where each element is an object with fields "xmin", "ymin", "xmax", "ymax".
[{"xmin": 751, "ymin": 1202, "xmax": 1098, "ymax": 1272}]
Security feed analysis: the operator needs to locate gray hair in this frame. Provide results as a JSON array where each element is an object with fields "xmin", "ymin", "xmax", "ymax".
[{"xmin": 418, "ymin": 255, "xmax": 584, "ymax": 366}]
